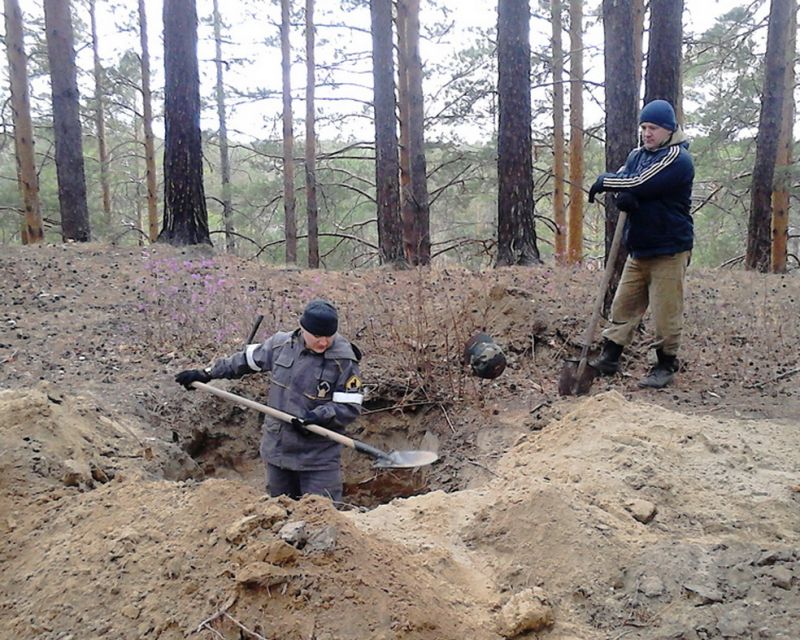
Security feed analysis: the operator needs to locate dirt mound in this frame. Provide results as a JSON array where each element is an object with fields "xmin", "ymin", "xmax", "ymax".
[
  {"xmin": 0, "ymin": 386, "xmax": 498, "ymax": 639},
  {"xmin": 2, "ymin": 385, "xmax": 798, "ymax": 639},
  {"xmin": 0, "ymin": 384, "xmax": 200, "ymax": 500},
  {"xmin": 358, "ymin": 392, "xmax": 800, "ymax": 639}
]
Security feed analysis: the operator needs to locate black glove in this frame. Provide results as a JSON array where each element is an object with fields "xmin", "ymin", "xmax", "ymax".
[
  {"xmin": 299, "ymin": 408, "xmax": 334, "ymax": 427},
  {"xmin": 290, "ymin": 410, "xmax": 332, "ymax": 436},
  {"xmin": 290, "ymin": 416, "xmax": 307, "ymax": 430},
  {"xmin": 588, "ymin": 173, "xmax": 612, "ymax": 203},
  {"xmin": 614, "ymin": 192, "xmax": 639, "ymax": 213},
  {"xmin": 175, "ymin": 368, "xmax": 211, "ymax": 390}
]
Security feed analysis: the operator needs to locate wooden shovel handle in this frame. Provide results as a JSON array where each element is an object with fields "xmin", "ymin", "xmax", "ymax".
[
  {"xmin": 579, "ymin": 209, "xmax": 628, "ymax": 354},
  {"xmin": 192, "ymin": 381, "xmax": 360, "ymax": 450}
]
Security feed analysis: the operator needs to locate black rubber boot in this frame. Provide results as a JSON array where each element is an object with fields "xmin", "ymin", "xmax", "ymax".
[
  {"xmin": 638, "ymin": 350, "xmax": 679, "ymax": 389},
  {"xmin": 589, "ymin": 339, "xmax": 624, "ymax": 375}
]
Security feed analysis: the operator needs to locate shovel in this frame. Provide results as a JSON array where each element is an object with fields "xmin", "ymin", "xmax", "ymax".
[
  {"xmin": 558, "ymin": 209, "xmax": 628, "ymax": 396},
  {"xmin": 191, "ymin": 381, "xmax": 438, "ymax": 469}
]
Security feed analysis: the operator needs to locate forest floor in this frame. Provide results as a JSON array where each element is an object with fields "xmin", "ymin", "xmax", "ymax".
[{"xmin": 1, "ymin": 242, "xmax": 798, "ymax": 640}]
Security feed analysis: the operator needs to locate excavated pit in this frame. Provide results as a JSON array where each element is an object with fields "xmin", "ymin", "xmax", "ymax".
[{"xmin": 178, "ymin": 393, "xmax": 439, "ymax": 508}]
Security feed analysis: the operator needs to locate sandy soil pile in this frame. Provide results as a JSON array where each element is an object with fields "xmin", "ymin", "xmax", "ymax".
[
  {"xmin": 2, "ymin": 387, "xmax": 797, "ymax": 639},
  {"xmin": 1, "ymin": 244, "xmax": 798, "ymax": 639}
]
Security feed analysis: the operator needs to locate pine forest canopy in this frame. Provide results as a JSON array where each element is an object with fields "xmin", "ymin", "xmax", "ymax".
[{"xmin": 0, "ymin": 0, "xmax": 797, "ymax": 272}]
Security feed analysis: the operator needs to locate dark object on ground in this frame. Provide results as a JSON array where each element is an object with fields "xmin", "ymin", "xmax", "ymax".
[{"xmin": 464, "ymin": 332, "xmax": 507, "ymax": 379}]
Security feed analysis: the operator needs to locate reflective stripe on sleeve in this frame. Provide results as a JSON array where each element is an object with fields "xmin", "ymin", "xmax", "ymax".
[
  {"xmin": 333, "ymin": 391, "xmax": 363, "ymax": 405},
  {"xmin": 245, "ymin": 344, "xmax": 262, "ymax": 372},
  {"xmin": 604, "ymin": 146, "xmax": 680, "ymax": 190}
]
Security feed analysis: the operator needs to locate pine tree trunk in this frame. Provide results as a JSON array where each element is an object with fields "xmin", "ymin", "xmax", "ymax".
[
  {"xmin": 602, "ymin": 0, "xmax": 639, "ymax": 313},
  {"xmin": 90, "ymin": 0, "xmax": 112, "ymax": 227},
  {"xmin": 551, "ymin": 0, "xmax": 567, "ymax": 264},
  {"xmin": 566, "ymin": 0, "xmax": 584, "ymax": 265},
  {"xmin": 133, "ymin": 105, "xmax": 145, "ymax": 246},
  {"xmin": 771, "ymin": 0, "xmax": 796, "ymax": 274},
  {"xmin": 281, "ymin": 0, "xmax": 297, "ymax": 264},
  {"xmin": 138, "ymin": 0, "xmax": 159, "ymax": 243},
  {"xmin": 643, "ymin": 0, "xmax": 683, "ymax": 108},
  {"xmin": 158, "ymin": 0, "xmax": 211, "ymax": 246},
  {"xmin": 212, "ymin": 0, "xmax": 235, "ymax": 254},
  {"xmin": 396, "ymin": 0, "xmax": 413, "ymax": 261},
  {"xmin": 305, "ymin": 0, "xmax": 319, "ymax": 268},
  {"xmin": 4, "ymin": 0, "xmax": 43, "ymax": 244},
  {"xmin": 398, "ymin": 0, "xmax": 430, "ymax": 266},
  {"xmin": 746, "ymin": 0, "xmax": 793, "ymax": 272},
  {"xmin": 496, "ymin": 0, "xmax": 540, "ymax": 267},
  {"xmin": 370, "ymin": 0, "xmax": 404, "ymax": 266},
  {"xmin": 633, "ymin": 0, "xmax": 645, "ymax": 93},
  {"xmin": 44, "ymin": 0, "xmax": 91, "ymax": 242}
]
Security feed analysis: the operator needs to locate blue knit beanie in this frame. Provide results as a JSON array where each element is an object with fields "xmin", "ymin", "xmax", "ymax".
[
  {"xmin": 639, "ymin": 100, "xmax": 677, "ymax": 131},
  {"xmin": 300, "ymin": 299, "xmax": 338, "ymax": 336}
]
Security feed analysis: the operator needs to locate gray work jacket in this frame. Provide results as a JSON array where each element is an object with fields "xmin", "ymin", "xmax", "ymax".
[{"xmin": 209, "ymin": 330, "xmax": 363, "ymax": 470}]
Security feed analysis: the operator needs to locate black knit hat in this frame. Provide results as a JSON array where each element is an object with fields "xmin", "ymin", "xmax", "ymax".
[
  {"xmin": 300, "ymin": 299, "xmax": 338, "ymax": 337},
  {"xmin": 639, "ymin": 99, "xmax": 677, "ymax": 132}
]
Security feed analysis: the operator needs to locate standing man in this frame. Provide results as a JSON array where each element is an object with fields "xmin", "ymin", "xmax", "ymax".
[
  {"xmin": 175, "ymin": 299, "xmax": 363, "ymax": 502},
  {"xmin": 587, "ymin": 99, "xmax": 694, "ymax": 389}
]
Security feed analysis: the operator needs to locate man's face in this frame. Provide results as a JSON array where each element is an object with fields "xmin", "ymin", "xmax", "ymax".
[
  {"xmin": 301, "ymin": 328, "xmax": 334, "ymax": 353},
  {"xmin": 640, "ymin": 122, "xmax": 672, "ymax": 150}
]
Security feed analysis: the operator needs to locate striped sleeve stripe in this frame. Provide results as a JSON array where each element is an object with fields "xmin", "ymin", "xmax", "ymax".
[
  {"xmin": 604, "ymin": 146, "xmax": 680, "ymax": 189},
  {"xmin": 245, "ymin": 344, "xmax": 261, "ymax": 371},
  {"xmin": 333, "ymin": 391, "xmax": 363, "ymax": 405}
]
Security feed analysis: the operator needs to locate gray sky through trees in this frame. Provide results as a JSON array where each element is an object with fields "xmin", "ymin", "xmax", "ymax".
[{"xmin": 13, "ymin": 0, "xmax": 768, "ymax": 144}]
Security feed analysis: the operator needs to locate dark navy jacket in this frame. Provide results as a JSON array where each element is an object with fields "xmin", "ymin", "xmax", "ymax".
[
  {"xmin": 599, "ymin": 132, "xmax": 694, "ymax": 258},
  {"xmin": 209, "ymin": 330, "xmax": 363, "ymax": 471}
]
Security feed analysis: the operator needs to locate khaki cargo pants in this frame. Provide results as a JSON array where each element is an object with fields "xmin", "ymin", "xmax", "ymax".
[{"xmin": 602, "ymin": 251, "xmax": 690, "ymax": 356}]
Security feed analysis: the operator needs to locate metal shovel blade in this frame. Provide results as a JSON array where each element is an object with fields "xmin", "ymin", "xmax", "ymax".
[
  {"xmin": 373, "ymin": 449, "xmax": 439, "ymax": 469},
  {"xmin": 558, "ymin": 356, "xmax": 598, "ymax": 396}
]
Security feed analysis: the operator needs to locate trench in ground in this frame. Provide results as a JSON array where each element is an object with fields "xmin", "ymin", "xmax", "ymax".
[{"xmin": 180, "ymin": 398, "xmax": 439, "ymax": 509}]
